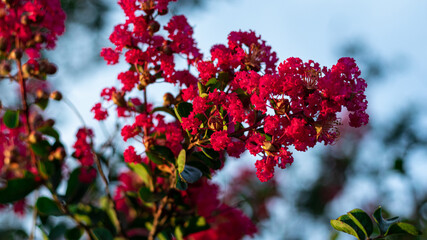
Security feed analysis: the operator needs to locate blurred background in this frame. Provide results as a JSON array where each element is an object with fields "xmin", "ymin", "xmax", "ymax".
[{"xmin": 2, "ymin": 0, "xmax": 427, "ymax": 239}]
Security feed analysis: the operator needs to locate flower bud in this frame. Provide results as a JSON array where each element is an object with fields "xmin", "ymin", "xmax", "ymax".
[
  {"xmin": 139, "ymin": 71, "xmax": 155, "ymax": 87},
  {"xmin": 158, "ymin": 8, "xmax": 168, "ymax": 16},
  {"xmin": 22, "ymin": 62, "xmax": 35, "ymax": 76},
  {"xmin": 28, "ymin": 131, "xmax": 42, "ymax": 144},
  {"xmin": 0, "ymin": 61, "xmax": 11, "ymax": 75},
  {"xmin": 50, "ymin": 90, "xmax": 62, "ymax": 101},
  {"xmin": 148, "ymin": 21, "xmax": 160, "ymax": 35},
  {"xmin": 44, "ymin": 119, "xmax": 55, "ymax": 127},
  {"xmin": 49, "ymin": 147, "xmax": 66, "ymax": 161},
  {"xmin": 208, "ymin": 116, "xmax": 223, "ymax": 131},
  {"xmin": 137, "ymin": 83, "xmax": 145, "ymax": 91},
  {"xmin": 36, "ymin": 89, "xmax": 49, "ymax": 100},
  {"xmin": 9, "ymin": 49, "xmax": 23, "ymax": 60},
  {"xmin": 112, "ymin": 91, "xmax": 126, "ymax": 107},
  {"xmin": 20, "ymin": 14, "xmax": 29, "ymax": 25},
  {"xmin": 1, "ymin": 0, "xmax": 14, "ymax": 6},
  {"xmin": 0, "ymin": 8, "xmax": 7, "ymax": 18},
  {"xmin": 34, "ymin": 33, "xmax": 46, "ymax": 43},
  {"xmin": 0, "ymin": 37, "xmax": 7, "ymax": 51},
  {"xmin": 262, "ymin": 141, "xmax": 279, "ymax": 156},
  {"xmin": 274, "ymin": 99, "xmax": 290, "ymax": 116},
  {"xmin": 45, "ymin": 63, "xmax": 57, "ymax": 75},
  {"xmin": 163, "ymin": 93, "xmax": 174, "ymax": 107},
  {"xmin": 3, "ymin": 145, "xmax": 20, "ymax": 166},
  {"xmin": 26, "ymin": 40, "xmax": 36, "ymax": 48},
  {"xmin": 144, "ymin": 136, "xmax": 155, "ymax": 150}
]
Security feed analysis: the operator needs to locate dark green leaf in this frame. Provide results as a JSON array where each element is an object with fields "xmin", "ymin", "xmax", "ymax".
[
  {"xmin": 128, "ymin": 163, "xmax": 152, "ymax": 189},
  {"xmin": 330, "ymin": 219, "xmax": 360, "ymax": 240},
  {"xmin": 31, "ymin": 140, "xmax": 51, "ymax": 157},
  {"xmin": 48, "ymin": 223, "xmax": 67, "ymax": 239},
  {"xmin": 176, "ymin": 175, "xmax": 188, "ymax": 190},
  {"xmin": 35, "ymin": 98, "xmax": 49, "ymax": 110},
  {"xmin": 0, "ymin": 229, "xmax": 28, "ymax": 240},
  {"xmin": 192, "ymin": 151, "xmax": 221, "ymax": 170},
  {"xmin": 146, "ymin": 146, "xmax": 175, "ymax": 164},
  {"xmin": 92, "ymin": 228, "xmax": 113, "ymax": 240},
  {"xmin": 65, "ymin": 168, "xmax": 94, "ymax": 204},
  {"xmin": 338, "ymin": 214, "xmax": 366, "ymax": 240},
  {"xmin": 180, "ymin": 165, "xmax": 202, "ymax": 184},
  {"xmin": 37, "ymin": 125, "xmax": 60, "ymax": 140},
  {"xmin": 39, "ymin": 160, "xmax": 62, "ymax": 190},
  {"xmin": 3, "ymin": 110, "xmax": 19, "ymax": 129},
  {"xmin": 151, "ymin": 106, "xmax": 176, "ymax": 117},
  {"xmin": 331, "ymin": 214, "xmax": 366, "ymax": 240},
  {"xmin": 385, "ymin": 222, "xmax": 421, "ymax": 236},
  {"xmin": 139, "ymin": 187, "xmax": 165, "ymax": 202},
  {"xmin": 174, "ymin": 102, "xmax": 193, "ymax": 122},
  {"xmin": 0, "ymin": 174, "xmax": 38, "ymax": 204},
  {"xmin": 373, "ymin": 206, "xmax": 400, "ymax": 235},
  {"xmin": 65, "ymin": 227, "xmax": 83, "ymax": 240},
  {"xmin": 177, "ymin": 149, "xmax": 186, "ymax": 174},
  {"xmin": 347, "ymin": 208, "xmax": 374, "ymax": 237},
  {"xmin": 36, "ymin": 197, "xmax": 63, "ymax": 216}
]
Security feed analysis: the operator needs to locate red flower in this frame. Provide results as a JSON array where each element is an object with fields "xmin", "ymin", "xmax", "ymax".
[
  {"xmin": 100, "ymin": 48, "xmax": 120, "ymax": 65},
  {"xmin": 210, "ymin": 130, "xmax": 230, "ymax": 151},
  {"xmin": 123, "ymin": 146, "xmax": 142, "ymax": 164},
  {"xmin": 91, "ymin": 103, "xmax": 108, "ymax": 121}
]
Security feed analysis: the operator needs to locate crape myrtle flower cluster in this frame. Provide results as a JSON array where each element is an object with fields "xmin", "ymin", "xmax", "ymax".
[
  {"xmin": 98, "ymin": 0, "xmax": 368, "ymax": 183},
  {"xmin": 0, "ymin": 0, "xmax": 65, "ymax": 217}
]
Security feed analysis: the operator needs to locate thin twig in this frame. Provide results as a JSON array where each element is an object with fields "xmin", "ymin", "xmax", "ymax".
[{"xmin": 148, "ymin": 165, "xmax": 176, "ymax": 240}]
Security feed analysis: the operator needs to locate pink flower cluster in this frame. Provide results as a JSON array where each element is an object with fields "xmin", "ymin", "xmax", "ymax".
[
  {"xmin": 72, "ymin": 128, "xmax": 97, "ymax": 183},
  {"xmin": 0, "ymin": 0, "xmax": 65, "ymax": 59},
  {"xmin": 180, "ymin": 36, "xmax": 368, "ymax": 181}
]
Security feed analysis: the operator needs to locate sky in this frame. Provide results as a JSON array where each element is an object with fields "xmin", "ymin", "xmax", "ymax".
[{"xmin": 41, "ymin": 0, "xmax": 427, "ymax": 239}]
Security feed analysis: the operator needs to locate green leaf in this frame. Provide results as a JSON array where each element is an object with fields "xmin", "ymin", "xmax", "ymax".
[
  {"xmin": 177, "ymin": 149, "xmax": 186, "ymax": 174},
  {"xmin": 146, "ymin": 145, "xmax": 175, "ymax": 165},
  {"xmin": 0, "ymin": 229, "xmax": 28, "ymax": 240},
  {"xmin": 338, "ymin": 214, "xmax": 366, "ymax": 240},
  {"xmin": 30, "ymin": 140, "xmax": 51, "ymax": 157},
  {"xmin": 139, "ymin": 187, "xmax": 165, "ymax": 203},
  {"xmin": 3, "ymin": 110, "xmax": 19, "ymax": 129},
  {"xmin": 128, "ymin": 163, "xmax": 152, "ymax": 189},
  {"xmin": 330, "ymin": 214, "xmax": 366, "ymax": 240},
  {"xmin": 385, "ymin": 222, "xmax": 421, "ymax": 236},
  {"xmin": 92, "ymin": 228, "xmax": 113, "ymax": 240},
  {"xmin": 192, "ymin": 151, "xmax": 221, "ymax": 170},
  {"xmin": 151, "ymin": 106, "xmax": 176, "ymax": 117},
  {"xmin": 176, "ymin": 175, "xmax": 188, "ymax": 190},
  {"xmin": 35, "ymin": 98, "xmax": 49, "ymax": 110},
  {"xmin": 174, "ymin": 102, "xmax": 193, "ymax": 122},
  {"xmin": 347, "ymin": 208, "xmax": 374, "ymax": 237},
  {"xmin": 36, "ymin": 197, "xmax": 63, "ymax": 216},
  {"xmin": 174, "ymin": 226, "xmax": 184, "ymax": 240},
  {"xmin": 330, "ymin": 219, "xmax": 360, "ymax": 240},
  {"xmin": 373, "ymin": 206, "xmax": 400, "ymax": 235},
  {"xmin": 37, "ymin": 125, "xmax": 60, "ymax": 140},
  {"xmin": 0, "ymin": 174, "xmax": 38, "ymax": 204},
  {"xmin": 65, "ymin": 168, "xmax": 94, "ymax": 204},
  {"xmin": 65, "ymin": 227, "xmax": 83, "ymax": 240},
  {"xmin": 48, "ymin": 223, "xmax": 67, "ymax": 239},
  {"xmin": 38, "ymin": 160, "xmax": 62, "ymax": 190},
  {"xmin": 180, "ymin": 165, "xmax": 202, "ymax": 184}
]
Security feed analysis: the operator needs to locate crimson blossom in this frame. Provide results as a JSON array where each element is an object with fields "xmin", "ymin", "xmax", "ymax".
[{"xmin": 95, "ymin": 0, "xmax": 369, "ymax": 238}]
